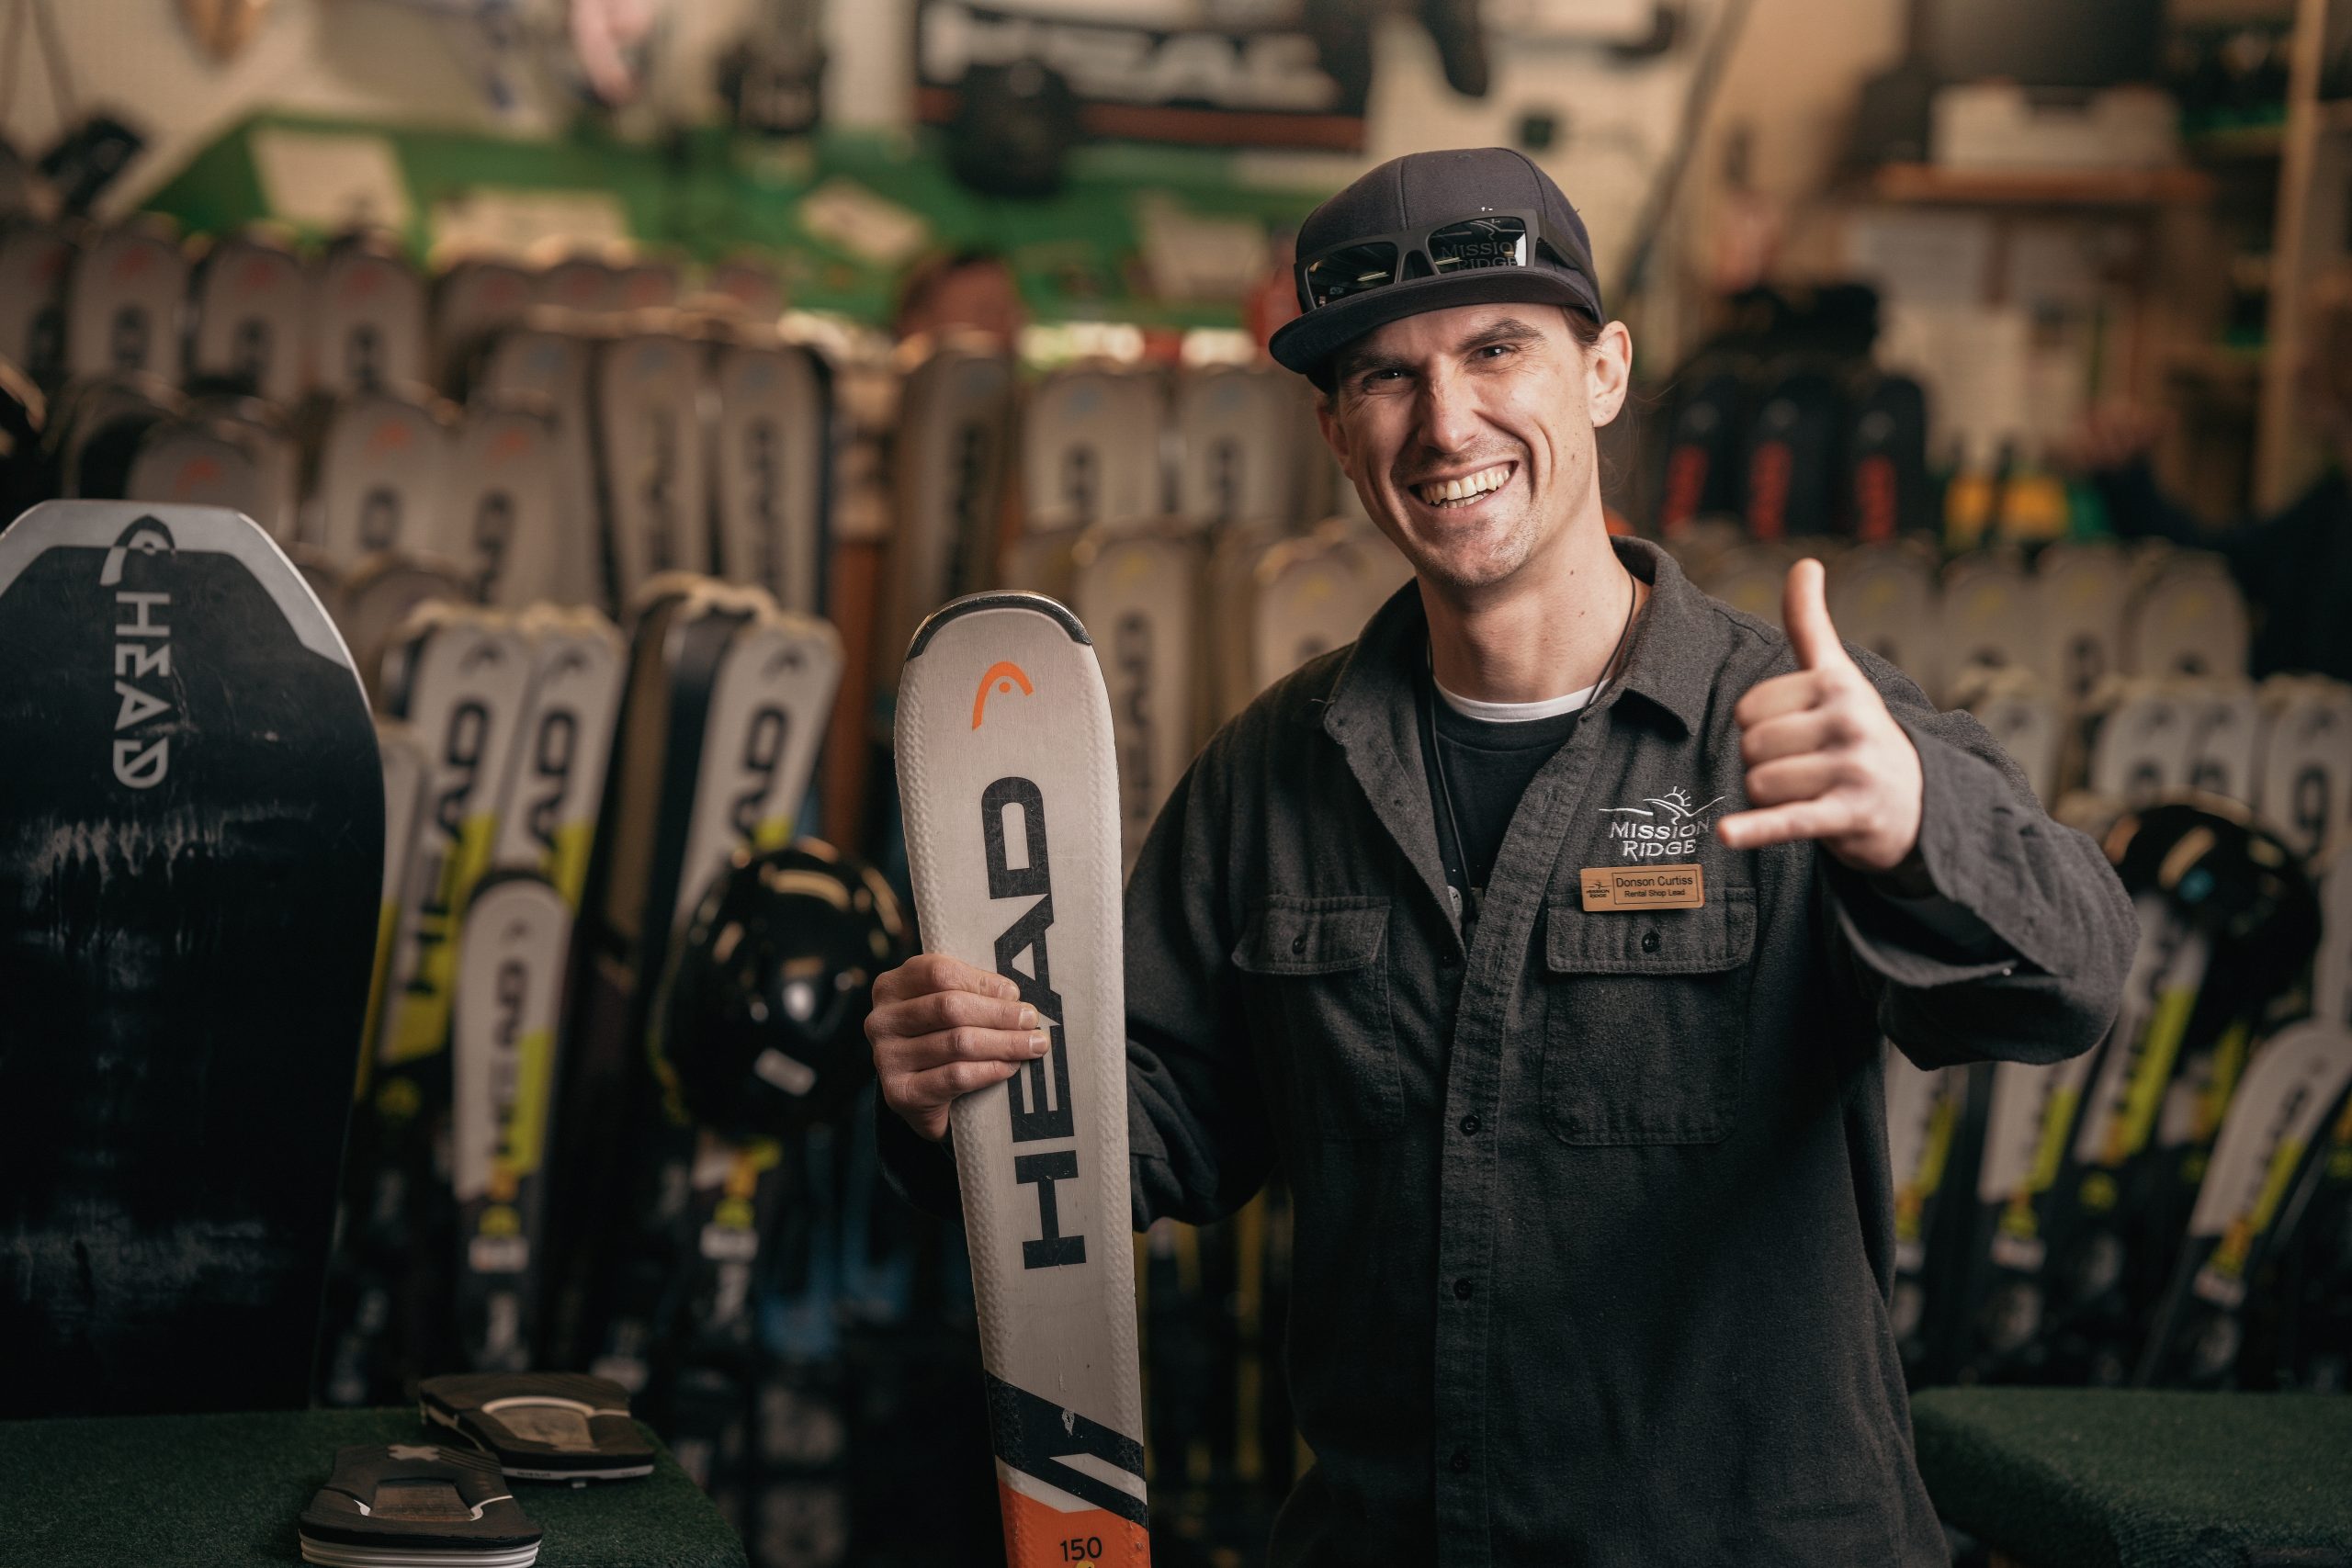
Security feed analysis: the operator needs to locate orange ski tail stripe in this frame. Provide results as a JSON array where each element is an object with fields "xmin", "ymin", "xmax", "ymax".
[{"xmin": 996, "ymin": 1480, "xmax": 1151, "ymax": 1566}]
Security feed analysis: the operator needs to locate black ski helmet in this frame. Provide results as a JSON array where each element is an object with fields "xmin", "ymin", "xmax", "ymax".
[
  {"xmin": 661, "ymin": 839, "xmax": 910, "ymax": 1138},
  {"xmin": 2103, "ymin": 798, "xmax": 2320, "ymax": 1010}
]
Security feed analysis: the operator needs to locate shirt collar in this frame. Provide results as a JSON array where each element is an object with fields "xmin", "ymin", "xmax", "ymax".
[
  {"xmin": 1322, "ymin": 534, "xmax": 1711, "ymax": 741},
  {"xmin": 1607, "ymin": 537, "xmax": 1711, "ymax": 735}
]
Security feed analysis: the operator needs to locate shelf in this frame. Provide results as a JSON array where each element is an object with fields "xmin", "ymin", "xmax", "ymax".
[
  {"xmin": 1862, "ymin": 163, "xmax": 2217, "ymax": 208},
  {"xmin": 2165, "ymin": 343, "xmax": 2267, "ymax": 392},
  {"xmin": 2187, "ymin": 124, "xmax": 2287, "ymax": 159}
]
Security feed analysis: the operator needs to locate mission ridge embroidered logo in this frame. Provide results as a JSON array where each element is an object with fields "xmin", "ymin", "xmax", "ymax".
[{"xmin": 1598, "ymin": 784, "xmax": 1724, "ymax": 860}]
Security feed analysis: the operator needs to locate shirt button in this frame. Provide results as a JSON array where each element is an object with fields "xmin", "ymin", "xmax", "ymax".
[
  {"xmin": 1458, "ymin": 1113, "xmax": 1480, "ymax": 1135},
  {"xmin": 1450, "ymin": 1447, "xmax": 1471, "ymax": 1473},
  {"xmin": 1641, "ymin": 929, "xmax": 1660, "ymax": 953},
  {"xmin": 1292, "ymin": 932, "xmax": 1308, "ymax": 955},
  {"xmin": 1453, "ymin": 1277, "xmax": 1474, "ymax": 1301},
  {"xmin": 1440, "ymin": 950, "xmax": 1460, "ymax": 968}
]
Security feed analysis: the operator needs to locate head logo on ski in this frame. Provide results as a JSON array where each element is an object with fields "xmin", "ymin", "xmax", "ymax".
[
  {"xmin": 972, "ymin": 660, "xmax": 1035, "ymax": 728},
  {"xmin": 983, "ymin": 773, "xmax": 1084, "ymax": 1269}
]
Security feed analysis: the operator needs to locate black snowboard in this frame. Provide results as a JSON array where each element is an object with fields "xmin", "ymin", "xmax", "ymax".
[{"xmin": 0, "ymin": 500, "xmax": 381, "ymax": 1417}]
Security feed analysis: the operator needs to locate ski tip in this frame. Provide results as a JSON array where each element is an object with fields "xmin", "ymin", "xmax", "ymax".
[{"xmin": 906, "ymin": 591, "xmax": 1090, "ymax": 662}]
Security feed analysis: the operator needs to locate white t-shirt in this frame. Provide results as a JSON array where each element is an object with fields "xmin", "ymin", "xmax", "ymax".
[{"xmin": 1430, "ymin": 676, "xmax": 1598, "ymax": 724}]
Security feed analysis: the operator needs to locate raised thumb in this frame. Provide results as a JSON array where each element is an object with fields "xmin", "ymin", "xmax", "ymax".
[{"xmin": 1781, "ymin": 557, "xmax": 1847, "ymax": 671}]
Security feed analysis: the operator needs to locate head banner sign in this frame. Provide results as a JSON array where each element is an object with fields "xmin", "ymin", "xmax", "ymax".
[{"xmin": 914, "ymin": 0, "xmax": 1369, "ymax": 152}]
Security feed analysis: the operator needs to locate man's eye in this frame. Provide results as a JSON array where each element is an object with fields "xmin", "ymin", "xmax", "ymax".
[{"xmin": 1477, "ymin": 344, "xmax": 1514, "ymax": 359}]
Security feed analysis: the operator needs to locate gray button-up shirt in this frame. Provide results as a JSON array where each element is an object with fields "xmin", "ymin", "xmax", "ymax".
[{"xmin": 885, "ymin": 537, "xmax": 2136, "ymax": 1565}]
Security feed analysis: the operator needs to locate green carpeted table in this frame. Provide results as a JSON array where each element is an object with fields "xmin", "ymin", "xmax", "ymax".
[
  {"xmin": 0, "ymin": 1407, "xmax": 746, "ymax": 1568},
  {"xmin": 1912, "ymin": 1387, "xmax": 2352, "ymax": 1568}
]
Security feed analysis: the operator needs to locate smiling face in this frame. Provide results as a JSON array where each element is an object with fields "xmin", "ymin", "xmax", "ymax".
[{"xmin": 1317, "ymin": 303, "xmax": 1631, "ymax": 599}]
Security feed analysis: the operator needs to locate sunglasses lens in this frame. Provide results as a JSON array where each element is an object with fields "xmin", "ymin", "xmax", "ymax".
[
  {"xmin": 1428, "ymin": 216, "xmax": 1531, "ymax": 274},
  {"xmin": 1303, "ymin": 242, "xmax": 1401, "ymax": 307}
]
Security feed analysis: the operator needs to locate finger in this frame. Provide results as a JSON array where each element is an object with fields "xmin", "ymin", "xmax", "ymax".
[
  {"xmin": 1739, "ymin": 707, "xmax": 1846, "ymax": 767},
  {"xmin": 887, "ymin": 952, "xmax": 1018, "ymax": 1005},
  {"xmin": 892, "ymin": 1057, "xmax": 1024, "ymax": 1113},
  {"xmin": 884, "ymin": 1023, "xmax": 1053, "ymax": 1073},
  {"xmin": 878, "ymin": 987, "xmax": 1036, "ymax": 1041},
  {"xmin": 1741, "ymin": 753, "xmax": 1846, "ymax": 808},
  {"xmin": 1734, "ymin": 669, "xmax": 1825, "ymax": 729},
  {"xmin": 1715, "ymin": 797, "xmax": 1855, "ymax": 851},
  {"xmin": 1781, "ymin": 558, "xmax": 1849, "ymax": 673}
]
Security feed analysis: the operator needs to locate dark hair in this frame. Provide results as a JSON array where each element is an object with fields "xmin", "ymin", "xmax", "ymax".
[
  {"xmin": 893, "ymin": 246, "xmax": 1011, "ymax": 338},
  {"xmin": 1316, "ymin": 306, "xmax": 1604, "ymax": 402}
]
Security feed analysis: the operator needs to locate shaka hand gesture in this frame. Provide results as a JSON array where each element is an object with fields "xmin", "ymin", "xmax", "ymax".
[{"xmin": 1715, "ymin": 558, "xmax": 1925, "ymax": 876}]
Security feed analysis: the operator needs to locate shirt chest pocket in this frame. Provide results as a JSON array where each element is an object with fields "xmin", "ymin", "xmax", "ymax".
[
  {"xmin": 1231, "ymin": 896, "xmax": 1401, "ymax": 1139},
  {"xmin": 1539, "ymin": 887, "xmax": 1756, "ymax": 1145}
]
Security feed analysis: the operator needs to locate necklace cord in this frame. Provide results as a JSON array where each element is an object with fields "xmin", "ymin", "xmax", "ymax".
[{"xmin": 1427, "ymin": 562, "xmax": 1643, "ymax": 927}]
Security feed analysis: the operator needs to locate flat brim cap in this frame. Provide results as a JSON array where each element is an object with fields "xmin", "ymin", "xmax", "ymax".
[{"xmin": 1270, "ymin": 147, "xmax": 1604, "ymax": 382}]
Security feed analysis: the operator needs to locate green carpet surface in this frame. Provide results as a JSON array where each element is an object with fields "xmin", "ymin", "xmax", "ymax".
[
  {"xmin": 1912, "ymin": 1387, "xmax": 2352, "ymax": 1568},
  {"xmin": 0, "ymin": 1406, "xmax": 745, "ymax": 1568}
]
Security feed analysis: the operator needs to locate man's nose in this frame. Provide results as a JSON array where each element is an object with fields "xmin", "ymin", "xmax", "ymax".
[{"xmin": 1414, "ymin": 367, "xmax": 1483, "ymax": 456}]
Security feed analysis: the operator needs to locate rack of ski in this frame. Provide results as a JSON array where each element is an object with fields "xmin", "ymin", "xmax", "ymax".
[
  {"xmin": 1885, "ymin": 795, "xmax": 2352, "ymax": 1394},
  {"xmin": 320, "ymin": 576, "xmax": 843, "ymax": 1417}
]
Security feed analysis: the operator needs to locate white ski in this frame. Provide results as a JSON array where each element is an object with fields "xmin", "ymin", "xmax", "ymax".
[
  {"xmin": 64, "ymin": 221, "xmax": 187, "ymax": 381},
  {"xmin": 442, "ymin": 400, "xmax": 562, "ymax": 607},
  {"xmin": 1825, "ymin": 543, "xmax": 1942, "ymax": 701},
  {"xmin": 594, "ymin": 329, "xmax": 713, "ymax": 598},
  {"xmin": 375, "ymin": 605, "xmax": 537, "ymax": 1069},
  {"xmin": 1172, "ymin": 365, "xmax": 1310, "ymax": 529},
  {"xmin": 896, "ymin": 592, "xmax": 1149, "ymax": 1567},
  {"xmin": 451, "ymin": 870, "xmax": 574, "ymax": 1371},
  {"xmin": 707, "ymin": 333, "xmax": 829, "ymax": 612},
  {"xmin": 311, "ymin": 231, "xmax": 428, "ymax": 397},
  {"xmin": 187, "ymin": 231, "xmax": 309, "ymax": 404},
  {"xmin": 2125, "ymin": 554, "xmax": 2248, "ymax": 682},
  {"xmin": 1023, "ymin": 366, "xmax": 1165, "ymax": 534},
  {"xmin": 2033, "ymin": 542, "xmax": 2128, "ymax": 707},
  {"xmin": 305, "ymin": 391, "xmax": 453, "ymax": 569},
  {"xmin": 1070, "ymin": 528, "xmax": 1207, "ymax": 873},
  {"xmin": 2255, "ymin": 676, "xmax": 2352, "ymax": 863},
  {"xmin": 667, "ymin": 608, "xmax": 843, "ymax": 931},
  {"xmin": 493, "ymin": 606, "xmax": 627, "ymax": 905}
]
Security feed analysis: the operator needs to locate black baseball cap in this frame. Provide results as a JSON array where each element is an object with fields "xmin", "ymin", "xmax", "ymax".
[{"xmin": 1269, "ymin": 147, "xmax": 1604, "ymax": 386}]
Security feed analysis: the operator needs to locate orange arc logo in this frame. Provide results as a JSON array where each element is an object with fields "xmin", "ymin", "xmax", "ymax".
[{"xmin": 972, "ymin": 660, "xmax": 1035, "ymax": 728}]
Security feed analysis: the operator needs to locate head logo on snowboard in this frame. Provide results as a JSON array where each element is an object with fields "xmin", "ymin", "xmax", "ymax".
[
  {"xmin": 99, "ymin": 514, "xmax": 174, "ymax": 586},
  {"xmin": 102, "ymin": 515, "xmax": 179, "ymax": 790}
]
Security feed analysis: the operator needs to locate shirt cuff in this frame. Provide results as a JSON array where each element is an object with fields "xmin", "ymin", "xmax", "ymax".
[
  {"xmin": 1824, "ymin": 722, "xmax": 2058, "ymax": 987},
  {"xmin": 873, "ymin": 1088, "xmax": 966, "ymax": 1224},
  {"xmin": 1860, "ymin": 876, "xmax": 2008, "ymax": 959}
]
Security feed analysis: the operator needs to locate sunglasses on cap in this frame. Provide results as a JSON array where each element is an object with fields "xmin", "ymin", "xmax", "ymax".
[{"xmin": 1295, "ymin": 210, "xmax": 1592, "ymax": 311}]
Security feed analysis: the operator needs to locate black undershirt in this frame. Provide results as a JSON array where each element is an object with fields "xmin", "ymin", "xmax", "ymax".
[{"xmin": 1419, "ymin": 674, "xmax": 1584, "ymax": 926}]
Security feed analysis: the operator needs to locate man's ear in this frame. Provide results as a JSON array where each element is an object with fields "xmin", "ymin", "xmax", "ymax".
[{"xmin": 1586, "ymin": 320, "xmax": 1634, "ymax": 429}]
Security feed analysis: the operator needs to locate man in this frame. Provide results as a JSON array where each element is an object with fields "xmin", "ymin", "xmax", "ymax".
[
  {"xmin": 2064, "ymin": 292, "xmax": 2352, "ymax": 683},
  {"xmin": 891, "ymin": 245, "xmax": 1026, "ymax": 350},
  {"xmin": 870, "ymin": 149, "xmax": 2136, "ymax": 1565}
]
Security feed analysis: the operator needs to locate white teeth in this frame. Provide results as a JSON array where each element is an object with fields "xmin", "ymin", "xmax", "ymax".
[{"xmin": 1416, "ymin": 463, "xmax": 1510, "ymax": 505}]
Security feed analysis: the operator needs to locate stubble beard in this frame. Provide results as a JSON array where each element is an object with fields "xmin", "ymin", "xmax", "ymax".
[
  {"xmin": 1406, "ymin": 506, "xmax": 1540, "ymax": 595},
  {"xmin": 1383, "ymin": 457, "xmax": 1571, "ymax": 599}
]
